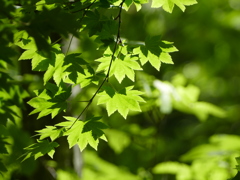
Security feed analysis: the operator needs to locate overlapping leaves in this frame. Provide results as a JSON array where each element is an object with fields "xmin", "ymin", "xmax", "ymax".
[
  {"xmin": 17, "ymin": 35, "xmax": 64, "ymax": 85},
  {"xmin": 56, "ymin": 116, "xmax": 108, "ymax": 151},
  {"xmin": 60, "ymin": 53, "xmax": 96, "ymax": 87},
  {"xmin": 21, "ymin": 116, "xmax": 108, "ymax": 161},
  {"xmin": 98, "ymin": 86, "xmax": 145, "ymax": 118},
  {"xmin": 17, "ymin": 33, "xmax": 97, "ymax": 87},
  {"xmin": 28, "ymin": 82, "xmax": 71, "ymax": 119},
  {"xmin": 152, "ymin": 0, "xmax": 198, "ymax": 13},
  {"xmin": 101, "ymin": 0, "xmax": 198, "ymax": 13},
  {"xmin": 36, "ymin": 126, "xmax": 65, "ymax": 141},
  {"xmin": 21, "ymin": 140, "xmax": 59, "ymax": 161},
  {"xmin": 96, "ymin": 46, "xmax": 142, "ymax": 83},
  {"xmin": 133, "ymin": 35, "xmax": 178, "ymax": 70},
  {"xmin": 1, "ymin": 0, "xmax": 200, "ymax": 174}
]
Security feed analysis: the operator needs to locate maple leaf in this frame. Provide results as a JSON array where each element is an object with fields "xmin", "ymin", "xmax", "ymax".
[
  {"xmin": 28, "ymin": 82, "xmax": 71, "ymax": 119},
  {"xmin": 152, "ymin": 0, "xmax": 198, "ymax": 13},
  {"xmin": 133, "ymin": 36, "xmax": 178, "ymax": 70},
  {"xmin": 82, "ymin": 10, "xmax": 103, "ymax": 36},
  {"xmin": 36, "ymin": 126, "xmax": 65, "ymax": 141},
  {"xmin": 18, "ymin": 42, "xmax": 65, "ymax": 85},
  {"xmin": 21, "ymin": 140, "xmax": 59, "ymax": 161},
  {"xmin": 56, "ymin": 116, "xmax": 108, "ymax": 151},
  {"xmin": 96, "ymin": 46, "xmax": 142, "ymax": 83},
  {"xmin": 59, "ymin": 53, "xmax": 96, "ymax": 87},
  {"xmin": 97, "ymin": 86, "xmax": 145, "ymax": 118}
]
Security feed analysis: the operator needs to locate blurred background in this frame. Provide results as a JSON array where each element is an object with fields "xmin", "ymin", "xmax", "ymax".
[{"xmin": 2, "ymin": 0, "xmax": 240, "ymax": 179}]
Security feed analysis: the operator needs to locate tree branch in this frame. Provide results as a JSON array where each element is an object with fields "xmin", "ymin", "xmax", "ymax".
[{"xmin": 68, "ymin": 0, "xmax": 126, "ymax": 130}]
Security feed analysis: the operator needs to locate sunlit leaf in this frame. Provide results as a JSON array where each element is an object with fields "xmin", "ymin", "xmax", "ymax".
[
  {"xmin": 97, "ymin": 86, "xmax": 145, "ymax": 118},
  {"xmin": 56, "ymin": 116, "xmax": 108, "ymax": 151},
  {"xmin": 152, "ymin": 0, "xmax": 198, "ymax": 13},
  {"xmin": 28, "ymin": 82, "xmax": 71, "ymax": 119},
  {"xmin": 133, "ymin": 36, "xmax": 178, "ymax": 70},
  {"xmin": 96, "ymin": 47, "xmax": 142, "ymax": 83},
  {"xmin": 36, "ymin": 126, "xmax": 65, "ymax": 141}
]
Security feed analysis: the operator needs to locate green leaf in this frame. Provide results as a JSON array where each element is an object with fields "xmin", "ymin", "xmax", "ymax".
[
  {"xmin": 27, "ymin": 82, "xmax": 71, "ymax": 119},
  {"xmin": 44, "ymin": 52, "xmax": 65, "ymax": 85},
  {"xmin": 133, "ymin": 0, "xmax": 149, "ymax": 11},
  {"xmin": 96, "ymin": 46, "xmax": 142, "ymax": 83},
  {"xmin": 32, "ymin": 44, "xmax": 64, "ymax": 85},
  {"xmin": 17, "ymin": 41, "xmax": 65, "ymax": 85},
  {"xmin": 21, "ymin": 140, "xmax": 59, "ymax": 161},
  {"xmin": 115, "ymin": 0, "xmax": 149, "ymax": 11},
  {"xmin": 56, "ymin": 116, "xmax": 108, "ymax": 151},
  {"xmin": 18, "ymin": 48, "xmax": 36, "ymax": 60},
  {"xmin": 152, "ymin": 0, "xmax": 198, "ymax": 13},
  {"xmin": 97, "ymin": 86, "xmax": 145, "ymax": 118},
  {"xmin": 83, "ymin": 10, "xmax": 103, "ymax": 37},
  {"xmin": 153, "ymin": 161, "xmax": 191, "ymax": 179},
  {"xmin": 0, "ymin": 104, "xmax": 19, "ymax": 126},
  {"xmin": 36, "ymin": 126, "xmax": 65, "ymax": 141},
  {"xmin": 60, "ymin": 53, "xmax": 96, "ymax": 87},
  {"xmin": 15, "ymin": 34, "xmax": 37, "ymax": 50},
  {"xmin": 133, "ymin": 36, "xmax": 178, "ymax": 70},
  {"xmin": 82, "ymin": 117, "xmax": 108, "ymax": 141}
]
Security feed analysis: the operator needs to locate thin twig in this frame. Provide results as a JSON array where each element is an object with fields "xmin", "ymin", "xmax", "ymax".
[
  {"xmin": 71, "ymin": 0, "xmax": 97, "ymax": 14},
  {"xmin": 68, "ymin": 0, "xmax": 126, "ymax": 129},
  {"xmin": 65, "ymin": 35, "xmax": 74, "ymax": 56},
  {"xmin": 64, "ymin": 0, "xmax": 97, "ymax": 56}
]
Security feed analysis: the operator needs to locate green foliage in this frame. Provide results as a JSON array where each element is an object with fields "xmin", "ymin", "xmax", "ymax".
[
  {"xmin": 28, "ymin": 82, "xmax": 71, "ymax": 119},
  {"xmin": 80, "ymin": 150, "xmax": 141, "ymax": 180},
  {"xmin": 57, "ymin": 116, "xmax": 108, "ymax": 151},
  {"xmin": 152, "ymin": 0, "xmax": 198, "ymax": 13},
  {"xmin": 96, "ymin": 46, "xmax": 143, "ymax": 83},
  {"xmin": 61, "ymin": 53, "xmax": 96, "ymax": 87},
  {"xmin": 98, "ymin": 86, "xmax": 145, "ymax": 118},
  {"xmin": 133, "ymin": 37, "xmax": 177, "ymax": 70},
  {"xmin": 3, "ymin": 0, "xmax": 240, "ymax": 180},
  {"xmin": 153, "ymin": 135, "xmax": 239, "ymax": 180},
  {"xmin": 152, "ymin": 161, "xmax": 191, "ymax": 180},
  {"xmin": 21, "ymin": 140, "xmax": 59, "ymax": 161}
]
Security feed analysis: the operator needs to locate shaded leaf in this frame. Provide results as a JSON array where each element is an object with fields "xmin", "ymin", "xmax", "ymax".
[
  {"xmin": 60, "ymin": 53, "xmax": 96, "ymax": 87},
  {"xmin": 28, "ymin": 82, "xmax": 71, "ymax": 119},
  {"xmin": 21, "ymin": 140, "xmax": 59, "ymax": 161}
]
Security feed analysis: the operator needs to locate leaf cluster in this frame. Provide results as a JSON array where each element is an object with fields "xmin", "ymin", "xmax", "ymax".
[{"xmin": 0, "ymin": 0, "xmax": 201, "ymax": 175}]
